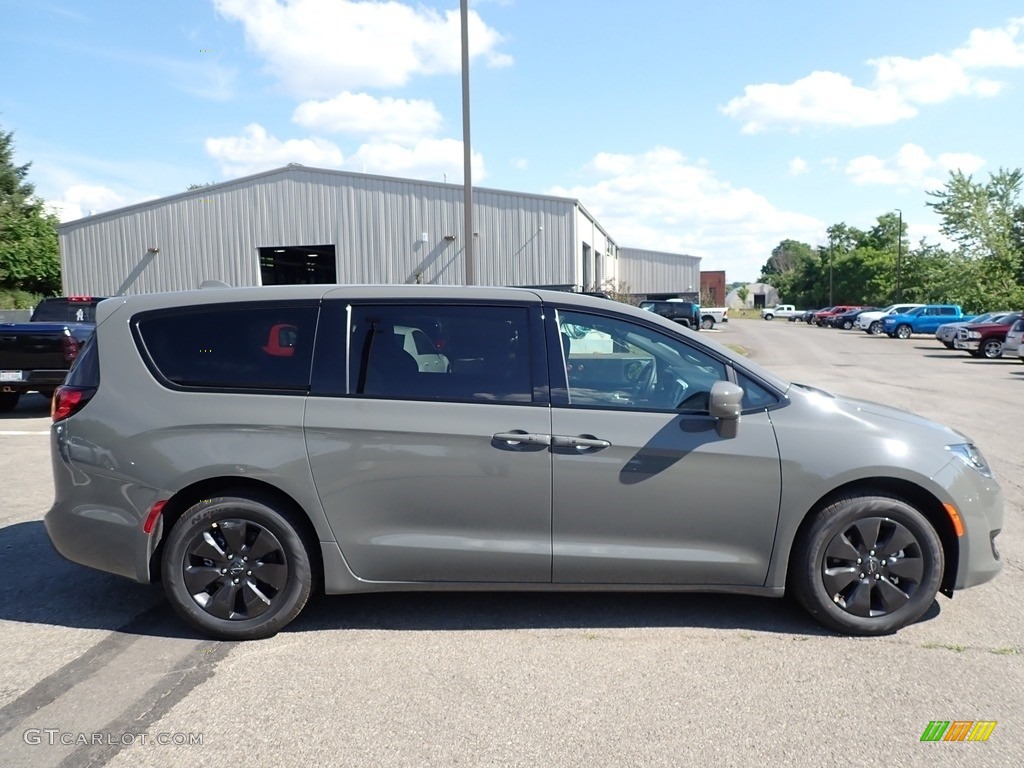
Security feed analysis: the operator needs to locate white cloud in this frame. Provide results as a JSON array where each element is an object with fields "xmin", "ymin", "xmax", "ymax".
[
  {"xmin": 212, "ymin": 0, "xmax": 511, "ymax": 97},
  {"xmin": 723, "ymin": 16, "xmax": 1024, "ymax": 131},
  {"xmin": 346, "ymin": 138, "xmax": 484, "ymax": 183},
  {"xmin": 845, "ymin": 143, "xmax": 985, "ymax": 188},
  {"xmin": 46, "ymin": 184, "xmax": 126, "ymax": 222},
  {"xmin": 206, "ymin": 124, "xmax": 346, "ymax": 177},
  {"xmin": 292, "ymin": 92, "xmax": 443, "ymax": 142},
  {"xmin": 205, "ymin": 124, "xmax": 483, "ymax": 183},
  {"xmin": 722, "ymin": 71, "xmax": 915, "ymax": 133},
  {"xmin": 788, "ymin": 157, "xmax": 808, "ymax": 176},
  {"xmin": 510, "ymin": 158, "xmax": 528, "ymax": 170},
  {"xmin": 548, "ymin": 147, "xmax": 824, "ymax": 282}
]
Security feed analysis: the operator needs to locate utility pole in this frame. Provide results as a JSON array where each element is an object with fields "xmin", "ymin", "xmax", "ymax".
[
  {"xmin": 460, "ymin": 0, "xmax": 474, "ymax": 285},
  {"xmin": 895, "ymin": 208, "xmax": 902, "ymax": 302},
  {"xmin": 828, "ymin": 236, "xmax": 834, "ymax": 306}
]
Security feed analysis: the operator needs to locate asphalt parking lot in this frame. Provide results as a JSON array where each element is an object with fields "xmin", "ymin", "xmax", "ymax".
[{"xmin": 0, "ymin": 319, "xmax": 1021, "ymax": 767}]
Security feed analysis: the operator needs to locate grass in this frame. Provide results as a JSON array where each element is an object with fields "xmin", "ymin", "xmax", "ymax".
[{"xmin": 922, "ymin": 641, "xmax": 968, "ymax": 653}]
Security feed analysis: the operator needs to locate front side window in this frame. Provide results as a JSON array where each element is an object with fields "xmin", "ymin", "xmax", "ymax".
[
  {"xmin": 349, "ymin": 305, "xmax": 533, "ymax": 403},
  {"xmin": 556, "ymin": 310, "xmax": 727, "ymax": 412},
  {"xmin": 136, "ymin": 304, "xmax": 318, "ymax": 391}
]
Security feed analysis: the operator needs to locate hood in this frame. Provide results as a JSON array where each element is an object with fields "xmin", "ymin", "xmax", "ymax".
[{"xmin": 789, "ymin": 383, "xmax": 966, "ymax": 443}]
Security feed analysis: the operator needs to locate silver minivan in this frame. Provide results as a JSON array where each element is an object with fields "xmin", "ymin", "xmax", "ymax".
[{"xmin": 45, "ymin": 285, "xmax": 1003, "ymax": 640}]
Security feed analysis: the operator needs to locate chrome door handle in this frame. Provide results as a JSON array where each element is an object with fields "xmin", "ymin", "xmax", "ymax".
[
  {"xmin": 552, "ymin": 435, "xmax": 611, "ymax": 450},
  {"xmin": 492, "ymin": 431, "xmax": 552, "ymax": 446}
]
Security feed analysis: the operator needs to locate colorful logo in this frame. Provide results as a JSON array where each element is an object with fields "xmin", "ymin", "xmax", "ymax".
[{"xmin": 920, "ymin": 721, "xmax": 997, "ymax": 742}]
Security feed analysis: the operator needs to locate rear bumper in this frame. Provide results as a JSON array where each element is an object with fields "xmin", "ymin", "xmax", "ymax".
[
  {"xmin": 44, "ymin": 425, "xmax": 160, "ymax": 584},
  {"xmin": 0, "ymin": 369, "xmax": 70, "ymax": 392}
]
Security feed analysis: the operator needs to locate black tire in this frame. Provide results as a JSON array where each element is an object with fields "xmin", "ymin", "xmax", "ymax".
[
  {"xmin": 162, "ymin": 492, "xmax": 315, "ymax": 640},
  {"xmin": 0, "ymin": 391, "xmax": 20, "ymax": 413},
  {"xmin": 895, "ymin": 324, "xmax": 912, "ymax": 339},
  {"xmin": 842, "ymin": 320, "xmax": 854, "ymax": 330},
  {"xmin": 38, "ymin": 389, "xmax": 55, "ymax": 400},
  {"xmin": 763, "ymin": 314, "xmax": 774, "ymax": 321},
  {"xmin": 868, "ymin": 321, "xmax": 882, "ymax": 335},
  {"xmin": 942, "ymin": 341, "xmax": 954, "ymax": 349},
  {"xmin": 790, "ymin": 493, "xmax": 943, "ymax": 636},
  {"xmin": 981, "ymin": 339, "xmax": 1002, "ymax": 359},
  {"xmin": 701, "ymin": 316, "xmax": 714, "ymax": 330}
]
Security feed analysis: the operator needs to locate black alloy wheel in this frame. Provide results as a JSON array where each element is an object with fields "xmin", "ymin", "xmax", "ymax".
[
  {"xmin": 162, "ymin": 493, "xmax": 314, "ymax": 640},
  {"xmin": 791, "ymin": 493, "xmax": 943, "ymax": 635}
]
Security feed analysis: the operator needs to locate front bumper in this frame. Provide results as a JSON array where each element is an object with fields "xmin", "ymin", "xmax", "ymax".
[
  {"xmin": 931, "ymin": 458, "xmax": 1003, "ymax": 590},
  {"xmin": 954, "ymin": 339, "xmax": 979, "ymax": 351}
]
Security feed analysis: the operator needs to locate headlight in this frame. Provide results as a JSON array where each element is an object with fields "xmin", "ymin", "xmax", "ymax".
[
  {"xmin": 947, "ymin": 443, "xmax": 993, "ymax": 477},
  {"xmin": 967, "ymin": 330, "xmax": 982, "ymax": 339}
]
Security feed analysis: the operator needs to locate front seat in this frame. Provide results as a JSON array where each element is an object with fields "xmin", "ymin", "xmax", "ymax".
[{"xmin": 364, "ymin": 328, "xmax": 419, "ymax": 396}]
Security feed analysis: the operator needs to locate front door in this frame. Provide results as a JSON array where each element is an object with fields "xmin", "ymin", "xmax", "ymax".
[
  {"xmin": 549, "ymin": 308, "xmax": 782, "ymax": 585},
  {"xmin": 306, "ymin": 300, "xmax": 552, "ymax": 583}
]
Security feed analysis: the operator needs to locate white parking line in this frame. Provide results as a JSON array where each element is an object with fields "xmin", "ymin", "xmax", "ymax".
[{"xmin": 0, "ymin": 430, "xmax": 50, "ymax": 436}]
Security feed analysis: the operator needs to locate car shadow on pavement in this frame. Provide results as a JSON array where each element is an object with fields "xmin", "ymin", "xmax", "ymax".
[
  {"xmin": 0, "ymin": 520, "xmax": 943, "ymax": 639},
  {"xmin": 292, "ymin": 584, "xmax": 942, "ymax": 637},
  {"xmin": 0, "ymin": 521, "xmax": 192, "ymax": 638}
]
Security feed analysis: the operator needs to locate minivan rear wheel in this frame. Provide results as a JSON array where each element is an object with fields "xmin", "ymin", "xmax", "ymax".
[
  {"xmin": 790, "ymin": 493, "xmax": 943, "ymax": 636},
  {"xmin": 162, "ymin": 493, "xmax": 314, "ymax": 640}
]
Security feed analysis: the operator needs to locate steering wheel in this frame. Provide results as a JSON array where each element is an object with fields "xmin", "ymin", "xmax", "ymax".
[{"xmin": 631, "ymin": 359, "xmax": 656, "ymax": 399}]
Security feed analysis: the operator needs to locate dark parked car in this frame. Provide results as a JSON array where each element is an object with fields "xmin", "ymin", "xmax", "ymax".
[
  {"xmin": 801, "ymin": 307, "xmax": 830, "ymax": 324},
  {"xmin": 953, "ymin": 312, "xmax": 1023, "ymax": 358},
  {"xmin": 826, "ymin": 307, "xmax": 880, "ymax": 330},
  {"xmin": 44, "ymin": 286, "xmax": 1002, "ymax": 641},
  {"xmin": 0, "ymin": 295, "xmax": 105, "ymax": 411},
  {"xmin": 638, "ymin": 300, "xmax": 701, "ymax": 330}
]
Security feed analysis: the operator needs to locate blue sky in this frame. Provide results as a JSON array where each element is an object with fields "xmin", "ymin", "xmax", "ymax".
[{"xmin": 3, "ymin": 1, "xmax": 1023, "ymax": 282}]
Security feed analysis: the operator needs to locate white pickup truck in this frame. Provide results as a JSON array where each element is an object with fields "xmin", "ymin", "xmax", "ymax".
[
  {"xmin": 761, "ymin": 304, "xmax": 803, "ymax": 321},
  {"xmin": 698, "ymin": 306, "xmax": 728, "ymax": 329}
]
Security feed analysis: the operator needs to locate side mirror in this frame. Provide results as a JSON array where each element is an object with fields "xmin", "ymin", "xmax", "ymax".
[{"xmin": 708, "ymin": 380, "xmax": 743, "ymax": 420}]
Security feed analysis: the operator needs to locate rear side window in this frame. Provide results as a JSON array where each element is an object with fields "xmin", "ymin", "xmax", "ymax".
[
  {"xmin": 135, "ymin": 304, "xmax": 319, "ymax": 391},
  {"xmin": 32, "ymin": 298, "xmax": 105, "ymax": 323},
  {"xmin": 64, "ymin": 332, "xmax": 100, "ymax": 387},
  {"xmin": 346, "ymin": 305, "xmax": 534, "ymax": 403}
]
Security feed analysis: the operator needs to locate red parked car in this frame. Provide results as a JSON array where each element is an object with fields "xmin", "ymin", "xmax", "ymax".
[
  {"xmin": 953, "ymin": 312, "xmax": 1023, "ymax": 358},
  {"xmin": 812, "ymin": 305, "xmax": 863, "ymax": 327}
]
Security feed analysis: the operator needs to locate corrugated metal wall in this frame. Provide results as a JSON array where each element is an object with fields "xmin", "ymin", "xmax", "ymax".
[
  {"xmin": 58, "ymin": 166, "xmax": 696, "ymax": 297},
  {"xmin": 617, "ymin": 247, "xmax": 701, "ymax": 295},
  {"xmin": 58, "ymin": 167, "xmax": 582, "ymax": 295}
]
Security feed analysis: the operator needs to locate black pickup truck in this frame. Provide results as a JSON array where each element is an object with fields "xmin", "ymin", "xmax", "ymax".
[{"xmin": 0, "ymin": 296, "xmax": 105, "ymax": 412}]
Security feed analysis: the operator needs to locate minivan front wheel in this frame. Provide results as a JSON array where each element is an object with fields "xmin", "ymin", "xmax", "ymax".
[
  {"xmin": 162, "ymin": 493, "xmax": 314, "ymax": 640},
  {"xmin": 791, "ymin": 494, "xmax": 943, "ymax": 636}
]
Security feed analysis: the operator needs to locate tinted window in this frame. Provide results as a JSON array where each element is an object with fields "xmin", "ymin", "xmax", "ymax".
[
  {"xmin": 736, "ymin": 372, "xmax": 778, "ymax": 411},
  {"xmin": 349, "ymin": 305, "xmax": 533, "ymax": 403},
  {"xmin": 556, "ymin": 309, "xmax": 726, "ymax": 412},
  {"xmin": 32, "ymin": 298, "xmax": 105, "ymax": 323},
  {"xmin": 64, "ymin": 332, "xmax": 100, "ymax": 387},
  {"xmin": 939, "ymin": 307, "xmax": 956, "ymax": 315},
  {"xmin": 136, "ymin": 304, "xmax": 318, "ymax": 390}
]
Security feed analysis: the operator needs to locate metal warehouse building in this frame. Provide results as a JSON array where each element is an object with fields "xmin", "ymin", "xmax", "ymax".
[
  {"xmin": 57, "ymin": 164, "xmax": 698, "ymax": 297},
  {"xmin": 618, "ymin": 247, "xmax": 701, "ymax": 297}
]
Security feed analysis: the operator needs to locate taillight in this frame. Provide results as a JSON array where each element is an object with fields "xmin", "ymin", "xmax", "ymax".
[
  {"xmin": 62, "ymin": 335, "xmax": 81, "ymax": 363},
  {"xmin": 51, "ymin": 386, "xmax": 96, "ymax": 421}
]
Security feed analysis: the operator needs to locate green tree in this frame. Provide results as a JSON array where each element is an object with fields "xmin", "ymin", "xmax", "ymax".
[
  {"xmin": 0, "ymin": 126, "xmax": 61, "ymax": 295},
  {"xmin": 927, "ymin": 168, "xmax": 1024, "ymax": 309}
]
